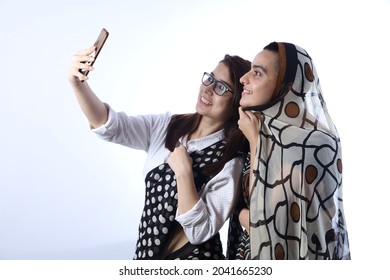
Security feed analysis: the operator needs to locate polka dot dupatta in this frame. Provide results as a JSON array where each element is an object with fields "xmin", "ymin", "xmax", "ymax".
[
  {"xmin": 133, "ymin": 141, "xmax": 227, "ymax": 260},
  {"xmin": 247, "ymin": 42, "xmax": 350, "ymax": 260}
]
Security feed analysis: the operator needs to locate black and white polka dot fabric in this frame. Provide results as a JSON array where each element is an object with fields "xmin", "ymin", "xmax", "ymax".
[{"xmin": 133, "ymin": 140, "xmax": 227, "ymax": 260}]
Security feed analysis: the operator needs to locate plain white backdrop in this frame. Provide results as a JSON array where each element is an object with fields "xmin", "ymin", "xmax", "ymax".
[{"xmin": 1, "ymin": 0, "xmax": 389, "ymax": 270}]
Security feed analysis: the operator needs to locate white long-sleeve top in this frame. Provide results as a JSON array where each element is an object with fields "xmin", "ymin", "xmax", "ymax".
[{"xmin": 92, "ymin": 105, "xmax": 243, "ymax": 244}]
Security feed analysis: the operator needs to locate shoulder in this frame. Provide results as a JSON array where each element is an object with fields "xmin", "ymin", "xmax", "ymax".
[{"xmin": 218, "ymin": 157, "xmax": 245, "ymax": 177}]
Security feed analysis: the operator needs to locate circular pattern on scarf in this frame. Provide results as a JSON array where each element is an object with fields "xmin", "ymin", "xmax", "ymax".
[
  {"xmin": 135, "ymin": 163, "xmax": 177, "ymax": 259},
  {"xmin": 274, "ymin": 243, "xmax": 285, "ymax": 260},
  {"xmin": 337, "ymin": 158, "xmax": 343, "ymax": 173},
  {"xmin": 290, "ymin": 202, "xmax": 300, "ymax": 223},
  {"xmin": 304, "ymin": 62, "xmax": 314, "ymax": 82},
  {"xmin": 305, "ymin": 165, "xmax": 318, "ymax": 184},
  {"xmin": 285, "ymin": 101, "xmax": 300, "ymax": 118}
]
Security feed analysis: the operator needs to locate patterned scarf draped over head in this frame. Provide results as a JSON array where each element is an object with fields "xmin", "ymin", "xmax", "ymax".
[{"xmin": 248, "ymin": 42, "xmax": 350, "ymax": 259}]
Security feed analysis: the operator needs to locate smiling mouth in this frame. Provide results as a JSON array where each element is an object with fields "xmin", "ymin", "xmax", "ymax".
[
  {"xmin": 242, "ymin": 89, "xmax": 253, "ymax": 95},
  {"xmin": 201, "ymin": 96, "xmax": 212, "ymax": 105}
]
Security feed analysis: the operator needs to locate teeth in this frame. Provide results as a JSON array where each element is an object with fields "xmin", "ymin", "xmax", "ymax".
[
  {"xmin": 201, "ymin": 96, "xmax": 212, "ymax": 105},
  {"xmin": 244, "ymin": 89, "xmax": 252, "ymax": 94}
]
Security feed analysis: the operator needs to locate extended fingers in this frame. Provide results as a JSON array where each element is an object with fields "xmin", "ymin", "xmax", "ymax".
[
  {"xmin": 77, "ymin": 46, "xmax": 97, "ymax": 56},
  {"xmin": 69, "ymin": 47, "xmax": 96, "ymax": 81},
  {"xmin": 69, "ymin": 61, "xmax": 94, "ymax": 81},
  {"xmin": 71, "ymin": 46, "xmax": 96, "ymax": 63}
]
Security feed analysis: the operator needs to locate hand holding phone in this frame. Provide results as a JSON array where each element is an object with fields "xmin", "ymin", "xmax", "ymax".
[{"xmin": 79, "ymin": 28, "xmax": 109, "ymax": 79}]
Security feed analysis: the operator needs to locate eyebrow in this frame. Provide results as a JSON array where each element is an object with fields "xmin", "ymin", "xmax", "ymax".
[{"xmin": 252, "ymin": 64, "xmax": 268, "ymax": 74}]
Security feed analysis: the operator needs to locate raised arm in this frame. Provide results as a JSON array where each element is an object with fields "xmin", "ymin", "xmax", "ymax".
[{"xmin": 68, "ymin": 46, "xmax": 108, "ymax": 128}]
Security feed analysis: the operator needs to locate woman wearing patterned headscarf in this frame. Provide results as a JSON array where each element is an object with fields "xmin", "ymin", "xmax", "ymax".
[{"xmin": 227, "ymin": 42, "xmax": 350, "ymax": 260}]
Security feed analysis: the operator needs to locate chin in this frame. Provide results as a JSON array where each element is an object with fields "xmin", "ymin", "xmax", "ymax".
[
  {"xmin": 195, "ymin": 104, "xmax": 204, "ymax": 114},
  {"xmin": 239, "ymin": 101, "xmax": 248, "ymax": 107}
]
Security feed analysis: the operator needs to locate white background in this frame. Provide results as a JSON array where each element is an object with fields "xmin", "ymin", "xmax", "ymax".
[{"xmin": 0, "ymin": 0, "xmax": 389, "ymax": 268}]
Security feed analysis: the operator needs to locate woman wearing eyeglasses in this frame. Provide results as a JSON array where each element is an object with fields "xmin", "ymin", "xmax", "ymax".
[
  {"xmin": 68, "ymin": 46, "xmax": 251, "ymax": 259},
  {"xmin": 227, "ymin": 42, "xmax": 351, "ymax": 260}
]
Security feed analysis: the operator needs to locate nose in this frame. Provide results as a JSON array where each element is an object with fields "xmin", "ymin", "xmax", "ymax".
[
  {"xmin": 204, "ymin": 82, "xmax": 215, "ymax": 95},
  {"xmin": 240, "ymin": 72, "xmax": 248, "ymax": 85}
]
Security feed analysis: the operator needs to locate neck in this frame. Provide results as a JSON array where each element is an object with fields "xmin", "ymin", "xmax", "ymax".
[{"xmin": 189, "ymin": 117, "xmax": 224, "ymax": 140}]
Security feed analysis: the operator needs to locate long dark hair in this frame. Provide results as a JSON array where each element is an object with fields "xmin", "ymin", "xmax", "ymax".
[{"xmin": 165, "ymin": 54, "xmax": 251, "ymax": 176}]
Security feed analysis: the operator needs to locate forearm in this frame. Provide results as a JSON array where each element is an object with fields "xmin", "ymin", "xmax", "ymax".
[
  {"xmin": 176, "ymin": 172, "xmax": 200, "ymax": 215},
  {"xmin": 176, "ymin": 159, "xmax": 243, "ymax": 243},
  {"xmin": 68, "ymin": 46, "xmax": 108, "ymax": 128},
  {"xmin": 70, "ymin": 80, "xmax": 108, "ymax": 128}
]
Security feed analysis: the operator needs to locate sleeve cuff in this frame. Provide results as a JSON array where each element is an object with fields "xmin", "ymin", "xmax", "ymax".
[
  {"xmin": 91, "ymin": 103, "xmax": 116, "ymax": 135},
  {"xmin": 175, "ymin": 199, "xmax": 208, "ymax": 227}
]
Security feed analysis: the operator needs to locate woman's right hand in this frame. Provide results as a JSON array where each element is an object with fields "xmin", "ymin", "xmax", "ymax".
[
  {"xmin": 68, "ymin": 46, "xmax": 96, "ymax": 84},
  {"xmin": 238, "ymin": 107, "xmax": 261, "ymax": 146}
]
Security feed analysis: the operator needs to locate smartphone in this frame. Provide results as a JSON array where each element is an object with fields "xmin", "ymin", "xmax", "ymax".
[{"xmin": 80, "ymin": 28, "xmax": 109, "ymax": 77}]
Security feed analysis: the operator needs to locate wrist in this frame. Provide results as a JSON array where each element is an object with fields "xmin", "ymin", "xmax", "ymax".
[{"xmin": 174, "ymin": 169, "xmax": 192, "ymax": 182}]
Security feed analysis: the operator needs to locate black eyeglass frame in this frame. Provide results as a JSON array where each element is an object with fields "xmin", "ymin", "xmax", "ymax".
[{"xmin": 201, "ymin": 72, "xmax": 234, "ymax": 96}]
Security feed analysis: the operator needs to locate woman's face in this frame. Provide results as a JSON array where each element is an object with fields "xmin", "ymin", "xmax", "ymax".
[
  {"xmin": 239, "ymin": 50, "xmax": 279, "ymax": 108},
  {"xmin": 196, "ymin": 62, "xmax": 234, "ymax": 123}
]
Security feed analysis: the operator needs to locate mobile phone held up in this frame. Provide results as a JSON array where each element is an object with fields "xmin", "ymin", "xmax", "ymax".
[{"xmin": 79, "ymin": 28, "xmax": 109, "ymax": 81}]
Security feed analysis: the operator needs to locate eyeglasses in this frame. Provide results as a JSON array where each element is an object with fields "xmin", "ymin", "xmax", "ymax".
[{"xmin": 201, "ymin": 72, "xmax": 233, "ymax": 96}]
